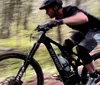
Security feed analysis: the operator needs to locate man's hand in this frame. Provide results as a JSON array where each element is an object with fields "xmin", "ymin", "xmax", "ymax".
[
  {"xmin": 48, "ymin": 19, "xmax": 63, "ymax": 27},
  {"xmin": 35, "ymin": 19, "xmax": 63, "ymax": 31}
]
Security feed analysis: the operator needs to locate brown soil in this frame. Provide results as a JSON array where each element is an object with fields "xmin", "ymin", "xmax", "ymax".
[{"xmin": 24, "ymin": 75, "xmax": 63, "ymax": 85}]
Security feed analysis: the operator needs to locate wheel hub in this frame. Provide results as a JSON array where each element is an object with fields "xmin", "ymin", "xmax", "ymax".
[{"xmin": 2, "ymin": 76, "xmax": 23, "ymax": 85}]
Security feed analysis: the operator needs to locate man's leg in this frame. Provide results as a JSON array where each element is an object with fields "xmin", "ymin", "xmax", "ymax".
[
  {"xmin": 63, "ymin": 39, "xmax": 75, "ymax": 54},
  {"xmin": 85, "ymin": 60, "xmax": 96, "ymax": 73},
  {"xmin": 76, "ymin": 45, "xmax": 98, "ymax": 78},
  {"xmin": 63, "ymin": 38, "xmax": 98, "ymax": 77}
]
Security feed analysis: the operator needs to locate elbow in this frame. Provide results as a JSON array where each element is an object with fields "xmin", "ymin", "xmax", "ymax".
[
  {"xmin": 81, "ymin": 13, "xmax": 89, "ymax": 23},
  {"xmin": 77, "ymin": 12, "xmax": 89, "ymax": 24},
  {"xmin": 83, "ymin": 15, "xmax": 88, "ymax": 23}
]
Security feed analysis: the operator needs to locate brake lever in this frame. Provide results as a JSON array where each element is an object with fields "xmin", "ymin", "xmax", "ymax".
[
  {"xmin": 34, "ymin": 24, "xmax": 51, "ymax": 32},
  {"xmin": 34, "ymin": 25, "xmax": 40, "ymax": 31}
]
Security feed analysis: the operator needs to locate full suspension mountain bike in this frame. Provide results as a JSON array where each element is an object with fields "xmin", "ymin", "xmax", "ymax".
[{"xmin": 0, "ymin": 24, "xmax": 100, "ymax": 85}]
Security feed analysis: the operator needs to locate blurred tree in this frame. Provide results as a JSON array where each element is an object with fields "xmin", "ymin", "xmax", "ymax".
[
  {"xmin": 16, "ymin": 0, "xmax": 22, "ymax": 34},
  {"xmin": 57, "ymin": 26, "xmax": 62, "ymax": 44},
  {"xmin": 75, "ymin": 0, "xmax": 81, "ymax": 7},
  {"xmin": 1, "ymin": 0, "xmax": 15, "ymax": 38},
  {"xmin": 23, "ymin": 0, "xmax": 33, "ymax": 30},
  {"xmin": 15, "ymin": 0, "xmax": 22, "ymax": 48},
  {"xmin": 0, "ymin": 0, "xmax": 99, "ymax": 39}
]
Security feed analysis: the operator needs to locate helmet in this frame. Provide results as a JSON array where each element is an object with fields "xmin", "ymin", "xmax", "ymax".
[{"xmin": 39, "ymin": 0, "xmax": 62, "ymax": 10}]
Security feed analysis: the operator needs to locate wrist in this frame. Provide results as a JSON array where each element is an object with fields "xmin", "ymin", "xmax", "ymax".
[{"xmin": 58, "ymin": 19, "xmax": 63, "ymax": 25}]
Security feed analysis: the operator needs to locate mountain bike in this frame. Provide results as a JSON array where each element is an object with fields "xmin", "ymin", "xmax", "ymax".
[{"xmin": 0, "ymin": 24, "xmax": 100, "ymax": 85}]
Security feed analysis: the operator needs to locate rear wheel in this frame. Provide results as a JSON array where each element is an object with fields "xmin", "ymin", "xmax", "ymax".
[{"xmin": 0, "ymin": 52, "xmax": 44, "ymax": 85}]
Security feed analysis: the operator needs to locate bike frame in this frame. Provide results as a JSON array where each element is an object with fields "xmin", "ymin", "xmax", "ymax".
[
  {"xmin": 15, "ymin": 31, "xmax": 80, "ymax": 84},
  {"xmin": 30, "ymin": 31, "xmax": 69, "ymax": 84}
]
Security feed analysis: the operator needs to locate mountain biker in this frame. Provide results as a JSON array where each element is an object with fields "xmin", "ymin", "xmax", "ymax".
[{"xmin": 39, "ymin": 0, "xmax": 100, "ymax": 79}]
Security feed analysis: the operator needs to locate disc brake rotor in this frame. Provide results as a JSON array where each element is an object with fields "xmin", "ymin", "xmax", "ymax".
[{"xmin": 2, "ymin": 76, "xmax": 22, "ymax": 85}]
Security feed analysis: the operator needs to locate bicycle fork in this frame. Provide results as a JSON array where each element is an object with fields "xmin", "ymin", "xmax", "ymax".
[
  {"xmin": 15, "ymin": 60, "xmax": 29, "ymax": 84},
  {"xmin": 15, "ymin": 42, "xmax": 40, "ymax": 84}
]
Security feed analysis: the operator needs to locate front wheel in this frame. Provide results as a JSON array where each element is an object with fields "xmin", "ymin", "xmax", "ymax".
[{"xmin": 0, "ymin": 52, "xmax": 44, "ymax": 85}]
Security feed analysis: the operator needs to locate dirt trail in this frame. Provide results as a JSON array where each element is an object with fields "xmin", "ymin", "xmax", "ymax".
[{"xmin": 24, "ymin": 76, "xmax": 63, "ymax": 85}]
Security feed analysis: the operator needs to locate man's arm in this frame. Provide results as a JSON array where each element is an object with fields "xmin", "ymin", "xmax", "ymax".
[
  {"xmin": 39, "ymin": 12, "xmax": 89, "ymax": 30},
  {"xmin": 62, "ymin": 12, "xmax": 89, "ymax": 26}
]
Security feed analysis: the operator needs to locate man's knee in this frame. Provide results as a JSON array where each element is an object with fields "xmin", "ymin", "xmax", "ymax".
[
  {"xmin": 63, "ymin": 39, "xmax": 75, "ymax": 48},
  {"xmin": 76, "ymin": 45, "xmax": 93, "ymax": 65},
  {"xmin": 63, "ymin": 39, "xmax": 75, "ymax": 53}
]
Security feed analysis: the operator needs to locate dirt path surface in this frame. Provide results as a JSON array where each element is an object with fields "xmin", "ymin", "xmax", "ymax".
[
  {"xmin": 24, "ymin": 44, "xmax": 100, "ymax": 85},
  {"xmin": 24, "ymin": 76, "xmax": 63, "ymax": 85}
]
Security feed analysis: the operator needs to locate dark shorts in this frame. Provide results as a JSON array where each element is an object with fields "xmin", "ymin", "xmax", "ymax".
[
  {"xmin": 79, "ymin": 30, "xmax": 100, "ymax": 52},
  {"xmin": 70, "ymin": 29, "xmax": 100, "ymax": 53}
]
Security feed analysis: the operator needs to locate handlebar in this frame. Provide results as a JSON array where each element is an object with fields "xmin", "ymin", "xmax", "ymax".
[
  {"xmin": 34, "ymin": 23, "xmax": 52, "ymax": 32},
  {"xmin": 30, "ymin": 23, "xmax": 51, "ymax": 41}
]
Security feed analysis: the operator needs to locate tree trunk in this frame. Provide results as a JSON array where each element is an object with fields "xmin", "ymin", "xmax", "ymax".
[
  {"xmin": 57, "ymin": 26, "xmax": 62, "ymax": 44},
  {"xmin": 23, "ymin": 0, "xmax": 33, "ymax": 30},
  {"xmin": 1, "ymin": 0, "xmax": 15, "ymax": 38}
]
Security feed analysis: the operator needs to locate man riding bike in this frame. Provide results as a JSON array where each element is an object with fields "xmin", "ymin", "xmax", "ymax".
[{"xmin": 39, "ymin": 0, "xmax": 100, "ymax": 81}]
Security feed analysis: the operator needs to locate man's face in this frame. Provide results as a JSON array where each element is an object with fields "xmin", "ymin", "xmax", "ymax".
[{"xmin": 45, "ymin": 7, "xmax": 55, "ymax": 18}]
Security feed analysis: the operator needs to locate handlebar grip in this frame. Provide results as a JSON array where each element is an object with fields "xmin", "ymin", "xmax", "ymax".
[{"xmin": 35, "ymin": 23, "xmax": 52, "ymax": 32}]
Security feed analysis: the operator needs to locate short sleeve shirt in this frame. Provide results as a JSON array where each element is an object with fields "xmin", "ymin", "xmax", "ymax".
[{"xmin": 62, "ymin": 5, "xmax": 100, "ymax": 35}]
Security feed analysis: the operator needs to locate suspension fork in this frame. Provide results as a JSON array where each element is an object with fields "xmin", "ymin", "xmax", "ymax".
[
  {"xmin": 15, "ymin": 42, "xmax": 41, "ymax": 82},
  {"xmin": 15, "ymin": 60, "xmax": 29, "ymax": 82}
]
